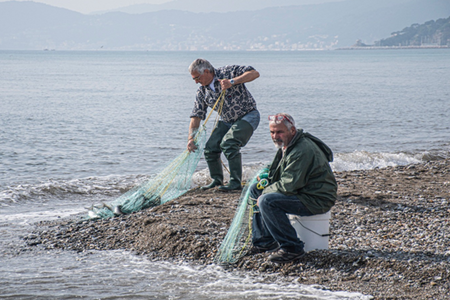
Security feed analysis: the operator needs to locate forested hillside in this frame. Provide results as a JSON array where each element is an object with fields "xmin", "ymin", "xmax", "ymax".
[{"xmin": 375, "ymin": 16, "xmax": 450, "ymax": 47}]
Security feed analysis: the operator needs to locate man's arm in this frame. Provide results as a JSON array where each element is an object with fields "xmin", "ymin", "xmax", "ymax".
[
  {"xmin": 187, "ymin": 117, "xmax": 201, "ymax": 152},
  {"xmin": 220, "ymin": 69, "xmax": 260, "ymax": 90},
  {"xmin": 262, "ymin": 150, "xmax": 312, "ymax": 196}
]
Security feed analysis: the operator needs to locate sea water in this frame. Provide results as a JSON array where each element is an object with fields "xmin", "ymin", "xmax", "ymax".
[{"xmin": 1, "ymin": 49, "xmax": 449, "ymax": 299}]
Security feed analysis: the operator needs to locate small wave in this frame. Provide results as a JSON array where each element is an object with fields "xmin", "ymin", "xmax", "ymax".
[
  {"xmin": 331, "ymin": 151, "xmax": 424, "ymax": 172},
  {"xmin": 0, "ymin": 174, "xmax": 149, "ymax": 205},
  {"xmin": 192, "ymin": 151, "xmax": 433, "ymax": 185}
]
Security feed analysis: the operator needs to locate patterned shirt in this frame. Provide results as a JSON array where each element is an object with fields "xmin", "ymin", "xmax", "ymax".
[{"xmin": 190, "ymin": 65, "xmax": 258, "ymax": 123}]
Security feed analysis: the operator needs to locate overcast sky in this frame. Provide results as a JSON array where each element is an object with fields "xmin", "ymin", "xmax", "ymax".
[
  {"xmin": 0, "ymin": 0, "xmax": 342, "ymax": 14},
  {"xmin": 2, "ymin": 0, "xmax": 168, "ymax": 13}
]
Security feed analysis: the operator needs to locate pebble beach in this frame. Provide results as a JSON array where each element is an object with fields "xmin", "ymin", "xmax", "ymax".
[{"xmin": 25, "ymin": 159, "xmax": 450, "ymax": 299}]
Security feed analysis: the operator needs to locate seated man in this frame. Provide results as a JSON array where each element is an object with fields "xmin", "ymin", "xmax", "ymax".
[{"xmin": 250, "ymin": 113, "xmax": 337, "ymax": 263}]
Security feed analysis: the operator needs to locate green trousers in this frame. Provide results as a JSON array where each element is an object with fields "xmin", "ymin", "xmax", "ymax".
[{"xmin": 204, "ymin": 119, "xmax": 254, "ymax": 182}]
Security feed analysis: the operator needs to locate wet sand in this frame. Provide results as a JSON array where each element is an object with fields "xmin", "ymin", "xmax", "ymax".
[{"xmin": 27, "ymin": 159, "xmax": 450, "ymax": 299}]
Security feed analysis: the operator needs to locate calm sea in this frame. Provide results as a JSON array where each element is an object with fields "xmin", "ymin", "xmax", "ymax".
[{"xmin": 1, "ymin": 49, "xmax": 449, "ymax": 299}]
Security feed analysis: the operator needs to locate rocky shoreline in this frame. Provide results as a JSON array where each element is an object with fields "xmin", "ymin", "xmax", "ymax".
[{"xmin": 25, "ymin": 159, "xmax": 450, "ymax": 299}]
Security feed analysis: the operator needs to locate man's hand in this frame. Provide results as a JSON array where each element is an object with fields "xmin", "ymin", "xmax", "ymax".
[
  {"xmin": 187, "ymin": 139, "xmax": 197, "ymax": 152},
  {"xmin": 219, "ymin": 69, "xmax": 259, "ymax": 90},
  {"xmin": 187, "ymin": 117, "xmax": 201, "ymax": 152},
  {"xmin": 219, "ymin": 79, "xmax": 233, "ymax": 90}
]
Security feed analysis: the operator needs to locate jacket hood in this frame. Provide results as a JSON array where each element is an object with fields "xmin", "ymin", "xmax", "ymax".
[{"xmin": 291, "ymin": 129, "xmax": 334, "ymax": 162}]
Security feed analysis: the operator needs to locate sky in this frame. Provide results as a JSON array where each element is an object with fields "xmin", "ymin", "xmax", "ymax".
[
  {"xmin": 2, "ymin": 0, "xmax": 170, "ymax": 13},
  {"xmin": 0, "ymin": 0, "xmax": 340, "ymax": 14}
]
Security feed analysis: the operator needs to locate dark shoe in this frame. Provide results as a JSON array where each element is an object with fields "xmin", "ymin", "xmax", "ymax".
[
  {"xmin": 200, "ymin": 179, "xmax": 222, "ymax": 190},
  {"xmin": 268, "ymin": 248, "xmax": 305, "ymax": 263},
  {"xmin": 249, "ymin": 242, "xmax": 280, "ymax": 255},
  {"xmin": 218, "ymin": 182, "xmax": 242, "ymax": 192}
]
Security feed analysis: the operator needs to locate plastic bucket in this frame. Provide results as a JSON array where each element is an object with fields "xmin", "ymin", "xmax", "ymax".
[{"xmin": 287, "ymin": 211, "xmax": 331, "ymax": 252}]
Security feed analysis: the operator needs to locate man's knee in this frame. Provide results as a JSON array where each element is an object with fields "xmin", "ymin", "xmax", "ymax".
[
  {"xmin": 220, "ymin": 139, "xmax": 240, "ymax": 160},
  {"xmin": 258, "ymin": 194, "xmax": 273, "ymax": 213},
  {"xmin": 204, "ymin": 148, "xmax": 221, "ymax": 162},
  {"xmin": 220, "ymin": 120, "xmax": 254, "ymax": 159}
]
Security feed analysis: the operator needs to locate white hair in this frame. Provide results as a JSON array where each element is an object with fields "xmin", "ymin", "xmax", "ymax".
[
  {"xmin": 269, "ymin": 113, "xmax": 296, "ymax": 130},
  {"xmin": 188, "ymin": 58, "xmax": 214, "ymax": 75}
]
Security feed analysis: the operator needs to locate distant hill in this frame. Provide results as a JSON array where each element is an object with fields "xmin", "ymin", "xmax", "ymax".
[
  {"xmin": 1, "ymin": 0, "xmax": 449, "ymax": 50},
  {"xmin": 92, "ymin": 0, "xmax": 344, "ymax": 14},
  {"xmin": 375, "ymin": 16, "xmax": 450, "ymax": 47}
]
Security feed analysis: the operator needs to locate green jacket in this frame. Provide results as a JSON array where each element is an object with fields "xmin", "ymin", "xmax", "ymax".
[{"xmin": 262, "ymin": 129, "xmax": 337, "ymax": 214}]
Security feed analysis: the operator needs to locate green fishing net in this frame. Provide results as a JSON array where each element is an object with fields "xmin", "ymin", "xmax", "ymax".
[
  {"xmin": 87, "ymin": 127, "xmax": 207, "ymax": 219},
  {"xmin": 214, "ymin": 169, "xmax": 262, "ymax": 265},
  {"xmin": 87, "ymin": 91, "xmax": 225, "ymax": 219}
]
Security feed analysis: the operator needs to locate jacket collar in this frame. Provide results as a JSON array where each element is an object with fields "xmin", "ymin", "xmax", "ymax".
[{"xmin": 285, "ymin": 129, "xmax": 304, "ymax": 149}]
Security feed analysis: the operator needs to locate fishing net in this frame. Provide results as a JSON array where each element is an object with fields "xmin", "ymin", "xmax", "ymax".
[
  {"xmin": 88, "ymin": 127, "xmax": 207, "ymax": 219},
  {"xmin": 87, "ymin": 91, "xmax": 225, "ymax": 219},
  {"xmin": 214, "ymin": 169, "xmax": 262, "ymax": 265}
]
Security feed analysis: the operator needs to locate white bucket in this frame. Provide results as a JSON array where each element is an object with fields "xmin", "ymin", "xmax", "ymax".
[{"xmin": 287, "ymin": 211, "xmax": 331, "ymax": 252}]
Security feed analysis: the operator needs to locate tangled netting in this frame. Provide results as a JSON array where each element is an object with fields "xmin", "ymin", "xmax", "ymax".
[
  {"xmin": 87, "ymin": 127, "xmax": 207, "ymax": 219},
  {"xmin": 87, "ymin": 91, "xmax": 225, "ymax": 219},
  {"xmin": 214, "ymin": 169, "xmax": 262, "ymax": 265}
]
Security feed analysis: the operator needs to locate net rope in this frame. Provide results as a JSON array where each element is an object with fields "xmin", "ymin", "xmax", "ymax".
[{"xmin": 88, "ymin": 91, "xmax": 225, "ymax": 219}]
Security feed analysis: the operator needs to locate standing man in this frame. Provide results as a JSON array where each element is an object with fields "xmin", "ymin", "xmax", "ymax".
[
  {"xmin": 249, "ymin": 113, "xmax": 337, "ymax": 263},
  {"xmin": 187, "ymin": 58, "xmax": 260, "ymax": 191}
]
